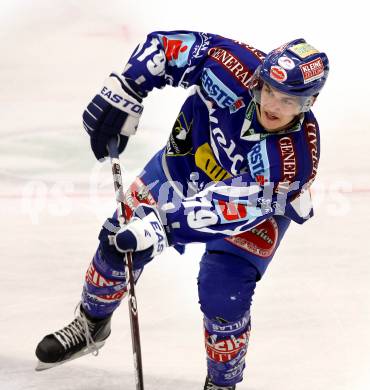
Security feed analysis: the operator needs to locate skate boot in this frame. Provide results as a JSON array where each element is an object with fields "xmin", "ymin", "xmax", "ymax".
[
  {"xmin": 35, "ymin": 304, "xmax": 111, "ymax": 371},
  {"xmin": 204, "ymin": 376, "xmax": 236, "ymax": 390}
]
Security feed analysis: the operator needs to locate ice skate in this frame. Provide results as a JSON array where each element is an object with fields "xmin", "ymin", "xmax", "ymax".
[
  {"xmin": 35, "ymin": 304, "xmax": 111, "ymax": 371},
  {"xmin": 204, "ymin": 376, "xmax": 236, "ymax": 390}
]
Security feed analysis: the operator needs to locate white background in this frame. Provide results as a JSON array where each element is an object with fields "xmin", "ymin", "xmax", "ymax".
[{"xmin": 1, "ymin": 1, "xmax": 369, "ymax": 389}]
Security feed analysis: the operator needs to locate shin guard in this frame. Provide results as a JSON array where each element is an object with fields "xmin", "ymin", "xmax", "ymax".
[
  {"xmin": 204, "ymin": 313, "xmax": 251, "ymax": 387},
  {"xmin": 81, "ymin": 246, "xmax": 142, "ymax": 319}
]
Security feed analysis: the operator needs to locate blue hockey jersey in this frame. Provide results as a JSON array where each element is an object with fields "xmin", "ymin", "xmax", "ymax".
[{"xmin": 121, "ymin": 31, "xmax": 320, "ymax": 245}]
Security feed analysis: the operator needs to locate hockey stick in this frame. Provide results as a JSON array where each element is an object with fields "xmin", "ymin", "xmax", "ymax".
[{"xmin": 107, "ymin": 138, "xmax": 144, "ymax": 390}]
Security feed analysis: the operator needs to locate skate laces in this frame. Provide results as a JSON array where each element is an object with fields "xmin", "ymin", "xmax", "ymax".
[
  {"xmin": 206, "ymin": 385, "xmax": 230, "ymax": 390},
  {"xmin": 205, "ymin": 378, "xmax": 235, "ymax": 390},
  {"xmin": 206, "ymin": 384, "xmax": 234, "ymax": 390},
  {"xmin": 53, "ymin": 304, "xmax": 99, "ymax": 356}
]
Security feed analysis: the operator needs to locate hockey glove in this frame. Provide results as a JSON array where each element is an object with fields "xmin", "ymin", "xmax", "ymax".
[
  {"xmin": 82, "ymin": 73, "xmax": 144, "ymax": 161},
  {"xmin": 99, "ymin": 205, "xmax": 168, "ymax": 270}
]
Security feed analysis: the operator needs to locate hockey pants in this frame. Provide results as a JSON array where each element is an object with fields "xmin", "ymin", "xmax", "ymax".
[{"xmin": 81, "ymin": 150, "xmax": 290, "ymax": 386}]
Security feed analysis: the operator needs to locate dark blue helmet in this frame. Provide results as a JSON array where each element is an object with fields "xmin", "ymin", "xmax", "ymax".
[{"xmin": 259, "ymin": 38, "xmax": 329, "ymax": 97}]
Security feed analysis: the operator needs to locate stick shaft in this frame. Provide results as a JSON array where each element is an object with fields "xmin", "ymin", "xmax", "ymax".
[{"xmin": 108, "ymin": 138, "xmax": 144, "ymax": 390}]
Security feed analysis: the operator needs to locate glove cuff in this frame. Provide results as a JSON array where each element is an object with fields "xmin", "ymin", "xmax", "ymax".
[
  {"xmin": 110, "ymin": 73, "xmax": 143, "ymax": 102},
  {"xmin": 114, "ymin": 206, "xmax": 168, "ymax": 257},
  {"xmin": 99, "ymin": 76, "xmax": 144, "ymax": 118},
  {"xmin": 134, "ymin": 206, "xmax": 169, "ymax": 256}
]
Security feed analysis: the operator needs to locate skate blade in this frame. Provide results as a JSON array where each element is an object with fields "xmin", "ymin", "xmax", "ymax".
[{"xmin": 35, "ymin": 341, "xmax": 105, "ymax": 371}]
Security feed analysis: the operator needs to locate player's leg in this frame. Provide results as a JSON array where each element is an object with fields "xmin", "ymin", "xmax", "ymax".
[
  {"xmin": 35, "ymin": 151, "xmax": 170, "ymax": 369},
  {"xmin": 199, "ymin": 251, "xmax": 256, "ymax": 390},
  {"xmin": 81, "ymin": 213, "xmax": 145, "ymax": 320},
  {"xmin": 35, "ymin": 207, "xmax": 146, "ymax": 370},
  {"xmin": 199, "ymin": 216, "xmax": 291, "ymax": 389}
]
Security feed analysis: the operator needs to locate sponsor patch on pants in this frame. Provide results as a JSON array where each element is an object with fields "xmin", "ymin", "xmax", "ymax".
[{"xmin": 225, "ymin": 218, "xmax": 278, "ymax": 258}]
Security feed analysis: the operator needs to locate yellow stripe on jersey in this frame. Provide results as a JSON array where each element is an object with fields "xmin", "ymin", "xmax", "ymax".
[{"xmin": 195, "ymin": 143, "xmax": 231, "ymax": 182}]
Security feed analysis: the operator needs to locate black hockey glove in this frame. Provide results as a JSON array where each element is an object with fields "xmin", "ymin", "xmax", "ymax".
[{"xmin": 82, "ymin": 73, "xmax": 144, "ymax": 161}]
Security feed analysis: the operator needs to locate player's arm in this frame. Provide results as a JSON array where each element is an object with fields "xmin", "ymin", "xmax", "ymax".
[
  {"xmin": 107, "ymin": 121, "xmax": 319, "ymax": 255},
  {"xmin": 121, "ymin": 30, "xmax": 216, "ymax": 94},
  {"xmin": 101, "ymin": 171, "xmax": 312, "ymax": 262},
  {"xmin": 161, "ymin": 133, "xmax": 317, "ymax": 245},
  {"xmin": 160, "ymin": 173, "xmax": 303, "ymax": 245},
  {"xmin": 82, "ymin": 30, "xmax": 217, "ymax": 160},
  {"xmin": 106, "ymin": 173, "xmax": 305, "ymax": 261}
]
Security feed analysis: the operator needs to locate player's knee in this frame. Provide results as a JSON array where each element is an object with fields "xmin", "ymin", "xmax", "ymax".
[
  {"xmin": 197, "ymin": 251, "xmax": 258, "ymax": 322},
  {"xmin": 81, "ymin": 247, "xmax": 142, "ymax": 318},
  {"xmin": 82, "ymin": 253, "xmax": 127, "ymax": 315}
]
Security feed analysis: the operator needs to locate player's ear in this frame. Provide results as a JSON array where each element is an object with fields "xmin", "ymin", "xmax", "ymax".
[{"xmin": 311, "ymin": 95, "xmax": 318, "ymax": 106}]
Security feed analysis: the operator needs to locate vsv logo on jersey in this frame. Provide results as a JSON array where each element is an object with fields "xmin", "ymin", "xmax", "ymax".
[
  {"xmin": 201, "ymin": 68, "xmax": 238, "ymax": 108},
  {"xmin": 247, "ymin": 140, "xmax": 270, "ymax": 183}
]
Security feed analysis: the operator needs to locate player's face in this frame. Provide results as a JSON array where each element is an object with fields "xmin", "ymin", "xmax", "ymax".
[{"xmin": 258, "ymin": 83, "xmax": 302, "ymax": 131}]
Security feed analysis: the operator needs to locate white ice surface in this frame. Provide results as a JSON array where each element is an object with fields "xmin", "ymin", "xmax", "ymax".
[{"xmin": 1, "ymin": 1, "xmax": 370, "ymax": 389}]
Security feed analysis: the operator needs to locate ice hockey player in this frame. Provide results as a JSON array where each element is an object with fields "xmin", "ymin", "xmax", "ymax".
[{"xmin": 35, "ymin": 31, "xmax": 329, "ymax": 390}]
